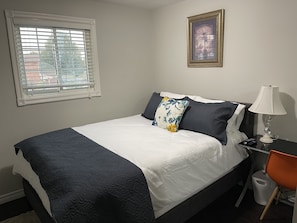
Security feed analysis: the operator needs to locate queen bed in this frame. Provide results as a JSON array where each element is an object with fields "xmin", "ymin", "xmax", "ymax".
[{"xmin": 13, "ymin": 92, "xmax": 254, "ymax": 223}]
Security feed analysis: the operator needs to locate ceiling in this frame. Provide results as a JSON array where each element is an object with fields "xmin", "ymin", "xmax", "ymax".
[{"xmin": 95, "ymin": 0, "xmax": 185, "ymax": 9}]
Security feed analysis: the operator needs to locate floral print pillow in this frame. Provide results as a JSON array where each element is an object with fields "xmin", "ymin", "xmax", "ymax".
[{"xmin": 152, "ymin": 97, "xmax": 189, "ymax": 132}]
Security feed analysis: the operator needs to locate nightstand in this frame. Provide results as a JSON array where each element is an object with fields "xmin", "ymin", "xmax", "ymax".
[{"xmin": 235, "ymin": 135, "xmax": 297, "ymax": 207}]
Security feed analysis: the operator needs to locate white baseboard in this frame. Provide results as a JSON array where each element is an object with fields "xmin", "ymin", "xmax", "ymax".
[{"xmin": 0, "ymin": 189, "xmax": 25, "ymax": 205}]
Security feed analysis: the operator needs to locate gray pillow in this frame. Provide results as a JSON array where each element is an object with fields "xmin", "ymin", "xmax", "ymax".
[
  {"xmin": 180, "ymin": 97, "xmax": 238, "ymax": 145},
  {"xmin": 142, "ymin": 92, "xmax": 162, "ymax": 120}
]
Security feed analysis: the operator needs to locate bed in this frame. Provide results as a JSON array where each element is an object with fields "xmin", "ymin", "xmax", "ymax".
[{"xmin": 13, "ymin": 91, "xmax": 255, "ymax": 223}]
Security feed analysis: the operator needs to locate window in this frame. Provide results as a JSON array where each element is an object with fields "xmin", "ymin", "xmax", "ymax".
[{"xmin": 5, "ymin": 10, "xmax": 101, "ymax": 106}]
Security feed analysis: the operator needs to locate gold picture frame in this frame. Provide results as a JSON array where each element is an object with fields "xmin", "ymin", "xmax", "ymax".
[{"xmin": 187, "ymin": 9, "xmax": 225, "ymax": 67}]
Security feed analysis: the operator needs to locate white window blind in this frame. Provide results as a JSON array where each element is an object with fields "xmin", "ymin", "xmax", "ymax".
[{"xmin": 5, "ymin": 10, "xmax": 101, "ymax": 106}]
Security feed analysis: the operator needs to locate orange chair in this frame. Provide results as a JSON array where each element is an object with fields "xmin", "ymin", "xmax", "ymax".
[{"xmin": 260, "ymin": 150, "xmax": 297, "ymax": 220}]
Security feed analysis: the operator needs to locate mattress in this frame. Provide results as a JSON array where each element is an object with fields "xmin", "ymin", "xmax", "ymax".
[{"xmin": 13, "ymin": 114, "xmax": 248, "ymax": 218}]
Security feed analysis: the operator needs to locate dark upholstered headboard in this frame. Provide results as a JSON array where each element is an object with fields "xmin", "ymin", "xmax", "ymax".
[{"xmin": 239, "ymin": 103, "xmax": 255, "ymax": 138}]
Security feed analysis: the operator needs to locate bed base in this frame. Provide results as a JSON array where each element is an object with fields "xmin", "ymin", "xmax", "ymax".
[{"xmin": 23, "ymin": 179, "xmax": 55, "ymax": 223}]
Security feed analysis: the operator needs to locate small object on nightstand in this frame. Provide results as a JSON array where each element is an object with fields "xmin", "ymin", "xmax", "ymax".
[{"xmin": 242, "ymin": 138, "xmax": 257, "ymax": 146}]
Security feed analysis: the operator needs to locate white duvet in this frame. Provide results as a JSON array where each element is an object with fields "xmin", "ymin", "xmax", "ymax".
[{"xmin": 13, "ymin": 115, "xmax": 248, "ymax": 218}]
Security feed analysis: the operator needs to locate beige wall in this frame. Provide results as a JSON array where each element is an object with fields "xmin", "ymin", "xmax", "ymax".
[
  {"xmin": 0, "ymin": 0, "xmax": 154, "ymax": 199},
  {"xmin": 152, "ymin": 0, "xmax": 297, "ymax": 142}
]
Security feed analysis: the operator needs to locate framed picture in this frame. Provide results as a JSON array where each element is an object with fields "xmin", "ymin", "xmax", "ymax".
[{"xmin": 187, "ymin": 9, "xmax": 225, "ymax": 67}]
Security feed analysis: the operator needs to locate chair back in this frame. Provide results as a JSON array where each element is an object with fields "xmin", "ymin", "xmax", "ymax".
[{"xmin": 265, "ymin": 150, "xmax": 297, "ymax": 191}]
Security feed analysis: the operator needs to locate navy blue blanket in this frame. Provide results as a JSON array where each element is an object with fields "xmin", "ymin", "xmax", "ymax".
[{"xmin": 15, "ymin": 128, "xmax": 155, "ymax": 223}]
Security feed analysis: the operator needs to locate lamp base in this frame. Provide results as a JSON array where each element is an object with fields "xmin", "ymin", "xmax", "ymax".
[{"xmin": 260, "ymin": 134, "xmax": 273, "ymax": 144}]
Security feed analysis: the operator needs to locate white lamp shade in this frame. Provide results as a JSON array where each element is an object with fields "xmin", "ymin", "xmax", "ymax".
[{"xmin": 249, "ymin": 85, "xmax": 287, "ymax": 115}]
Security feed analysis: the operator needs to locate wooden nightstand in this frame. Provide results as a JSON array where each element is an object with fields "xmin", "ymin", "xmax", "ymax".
[{"xmin": 235, "ymin": 135, "xmax": 297, "ymax": 207}]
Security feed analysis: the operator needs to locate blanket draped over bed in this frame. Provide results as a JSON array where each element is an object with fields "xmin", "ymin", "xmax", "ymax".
[{"xmin": 15, "ymin": 128, "xmax": 155, "ymax": 223}]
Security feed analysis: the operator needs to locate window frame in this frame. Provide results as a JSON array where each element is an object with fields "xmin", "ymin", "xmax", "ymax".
[{"xmin": 5, "ymin": 10, "xmax": 101, "ymax": 106}]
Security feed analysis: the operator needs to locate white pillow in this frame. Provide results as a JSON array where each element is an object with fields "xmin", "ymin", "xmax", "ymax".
[
  {"xmin": 190, "ymin": 96, "xmax": 224, "ymax": 103},
  {"xmin": 228, "ymin": 103, "xmax": 246, "ymax": 131},
  {"xmin": 160, "ymin": 91, "xmax": 186, "ymax": 99},
  {"xmin": 160, "ymin": 91, "xmax": 202, "ymax": 102}
]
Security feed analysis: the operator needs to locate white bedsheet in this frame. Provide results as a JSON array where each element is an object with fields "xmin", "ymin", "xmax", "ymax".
[{"xmin": 13, "ymin": 115, "xmax": 248, "ymax": 218}]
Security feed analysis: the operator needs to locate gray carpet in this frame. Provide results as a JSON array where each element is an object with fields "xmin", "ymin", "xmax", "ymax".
[{"xmin": 0, "ymin": 211, "xmax": 40, "ymax": 223}]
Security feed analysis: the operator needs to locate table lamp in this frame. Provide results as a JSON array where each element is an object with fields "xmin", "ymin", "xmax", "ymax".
[{"xmin": 248, "ymin": 85, "xmax": 287, "ymax": 143}]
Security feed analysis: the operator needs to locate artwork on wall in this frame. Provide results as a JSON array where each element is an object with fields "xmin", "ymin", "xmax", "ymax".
[{"xmin": 187, "ymin": 9, "xmax": 225, "ymax": 67}]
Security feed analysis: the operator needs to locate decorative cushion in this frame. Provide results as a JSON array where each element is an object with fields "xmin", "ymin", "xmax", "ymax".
[
  {"xmin": 142, "ymin": 92, "xmax": 163, "ymax": 120},
  {"xmin": 179, "ymin": 97, "xmax": 238, "ymax": 144},
  {"xmin": 227, "ymin": 103, "xmax": 246, "ymax": 132},
  {"xmin": 152, "ymin": 97, "xmax": 189, "ymax": 132}
]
